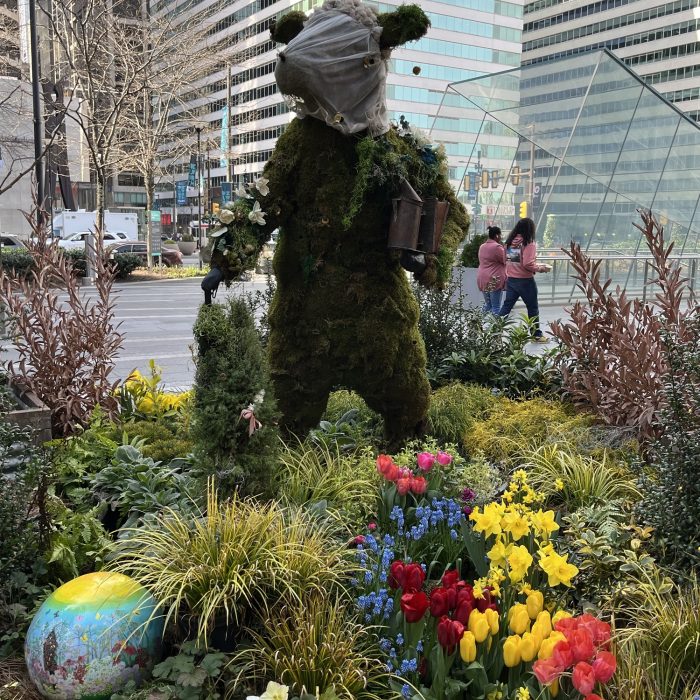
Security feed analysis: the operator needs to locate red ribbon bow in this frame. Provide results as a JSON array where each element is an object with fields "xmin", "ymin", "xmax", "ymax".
[{"xmin": 239, "ymin": 406, "xmax": 262, "ymax": 436}]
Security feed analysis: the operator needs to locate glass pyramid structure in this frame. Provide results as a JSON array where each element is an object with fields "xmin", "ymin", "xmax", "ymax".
[{"xmin": 435, "ymin": 48, "xmax": 700, "ymax": 256}]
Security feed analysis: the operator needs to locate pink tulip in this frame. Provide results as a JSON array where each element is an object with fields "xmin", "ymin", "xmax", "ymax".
[
  {"xmin": 416, "ymin": 452, "xmax": 435, "ymax": 471},
  {"xmin": 436, "ymin": 450, "xmax": 453, "ymax": 466}
]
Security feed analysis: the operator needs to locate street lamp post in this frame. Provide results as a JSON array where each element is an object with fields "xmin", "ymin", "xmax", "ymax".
[
  {"xmin": 196, "ymin": 126, "xmax": 203, "ymax": 270},
  {"xmin": 28, "ymin": 0, "xmax": 44, "ymax": 227}
]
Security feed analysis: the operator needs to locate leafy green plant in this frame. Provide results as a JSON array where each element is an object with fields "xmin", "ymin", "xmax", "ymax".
[
  {"xmin": 109, "ymin": 484, "xmax": 351, "ymax": 649},
  {"xmin": 91, "ymin": 445, "xmax": 199, "ymax": 530},
  {"xmin": 235, "ymin": 595, "xmax": 390, "ymax": 700},
  {"xmin": 275, "ymin": 439, "xmax": 379, "ymax": 528},
  {"xmin": 459, "ymin": 234, "xmax": 487, "ymax": 268},
  {"xmin": 240, "ymin": 270, "xmax": 276, "ymax": 348},
  {"xmin": 111, "ymin": 642, "xmax": 226, "ymax": 700},
  {"xmin": 192, "ymin": 298, "xmax": 279, "ymax": 497},
  {"xmin": 426, "ymin": 382, "xmax": 499, "ymax": 445},
  {"xmin": 523, "ymin": 444, "xmax": 641, "ymax": 510},
  {"xmin": 640, "ymin": 318, "xmax": 700, "ymax": 568},
  {"xmin": 322, "ymin": 390, "xmax": 382, "ymax": 445}
]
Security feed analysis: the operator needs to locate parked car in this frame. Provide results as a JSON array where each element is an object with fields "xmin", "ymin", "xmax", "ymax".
[
  {"xmin": 0, "ymin": 234, "xmax": 28, "ymax": 250},
  {"xmin": 59, "ymin": 231, "xmax": 129, "ymax": 250},
  {"xmin": 107, "ymin": 241, "xmax": 183, "ymax": 267}
]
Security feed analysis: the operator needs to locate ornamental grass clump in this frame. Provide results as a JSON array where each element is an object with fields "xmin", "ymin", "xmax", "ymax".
[
  {"xmin": 109, "ymin": 484, "xmax": 351, "ymax": 649},
  {"xmin": 237, "ymin": 594, "xmax": 390, "ymax": 700}
]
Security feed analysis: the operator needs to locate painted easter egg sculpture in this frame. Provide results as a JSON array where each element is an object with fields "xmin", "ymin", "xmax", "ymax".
[{"xmin": 25, "ymin": 572, "xmax": 163, "ymax": 699}]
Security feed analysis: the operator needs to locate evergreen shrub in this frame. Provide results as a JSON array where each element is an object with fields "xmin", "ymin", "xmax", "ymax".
[
  {"xmin": 459, "ymin": 233, "xmax": 487, "ymax": 268},
  {"xmin": 191, "ymin": 298, "xmax": 279, "ymax": 497}
]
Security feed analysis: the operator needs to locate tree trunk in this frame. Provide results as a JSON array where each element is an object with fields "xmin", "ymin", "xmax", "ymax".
[
  {"xmin": 95, "ymin": 169, "xmax": 105, "ymax": 245},
  {"xmin": 145, "ymin": 171, "xmax": 154, "ymax": 269}
]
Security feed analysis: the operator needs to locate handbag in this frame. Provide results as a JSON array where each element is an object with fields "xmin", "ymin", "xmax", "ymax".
[{"xmin": 484, "ymin": 275, "xmax": 500, "ymax": 292}]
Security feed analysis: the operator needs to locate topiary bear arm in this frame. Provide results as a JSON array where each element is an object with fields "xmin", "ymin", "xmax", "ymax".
[
  {"xmin": 270, "ymin": 11, "xmax": 306, "ymax": 44},
  {"xmin": 377, "ymin": 5, "xmax": 431, "ymax": 49}
]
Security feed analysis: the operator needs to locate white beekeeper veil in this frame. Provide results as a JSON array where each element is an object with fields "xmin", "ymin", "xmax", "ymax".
[{"xmin": 274, "ymin": 9, "xmax": 389, "ymax": 136}]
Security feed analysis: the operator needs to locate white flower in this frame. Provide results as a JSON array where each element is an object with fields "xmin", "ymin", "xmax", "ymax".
[
  {"xmin": 253, "ymin": 176, "xmax": 270, "ymax": 197},
  {"xmin": 235, "ymin": 186, "xmax": 252, "ymax": 199},
  {"xmin": 260, "ymin": 682, "xmax": 289, "ymax": 700},
  {"xmin": 209, "ymin": 226, "xmax": 227, "ymax": 238},
  {"xmin": 248, "ymin": 201, "xmax": 267, "ymax": 226},
  {"xmin": 253, "ymin": 389, "xmax": 265, "ymax": 405},
  {"xmin": 218, "ymin": 209, "xmax": 235, "ymax": 225}
]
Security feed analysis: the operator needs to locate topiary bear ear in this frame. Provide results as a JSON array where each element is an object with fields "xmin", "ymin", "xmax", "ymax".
[
  {"xmin": 377, "ymin": 4, "xmax": 430, "ymax": 50},
  {"xmin": 270, "ymin": 11, "xmax": 307, "ymax": 44}
]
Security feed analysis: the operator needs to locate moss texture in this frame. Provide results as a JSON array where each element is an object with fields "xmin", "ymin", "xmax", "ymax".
[
  {"xmin": 256, "ymin": 118, "xmax": 468, "ymax": 443},
  {"xmin": 377, "ymin": 5, "xmax": 431, "ymax": 49},
  {"xmin": 270, "ymin": 10, "xmax": 306, "ymax": 44}
]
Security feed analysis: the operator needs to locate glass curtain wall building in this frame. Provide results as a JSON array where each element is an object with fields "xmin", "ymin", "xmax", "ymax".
[
  {"xmin": 153, "ymin": 0, "xmax": 524, "ymax": 230},
  {"xmin": 436, "ymin": 48, "xmax": 700, "ymax": 301}
]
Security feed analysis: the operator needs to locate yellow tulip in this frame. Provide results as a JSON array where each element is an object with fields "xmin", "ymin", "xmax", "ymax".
[
  {"xmin": 460, "ymin": 630, "xmax": 477, "ymax": 663},
  {"xmin": 503, "ymin": 635, "xmax": 522, "ymax": 667},
  {"xmin": 552, "ymin": 610, "xmax": 572, "ymax": 625},
  {"xmin": 508, "ymin": 603, "xmax": 530, "ymax": 635},
  {"xmin": 519, "ymin": 632, "xmax": 538, "ymax": 662},
  {"xmin": 468, "ymin": 610, "xmax": 491, "ymax": 643},
  {"xmin": 526, "ymin": 590, "xmax": 544, "ymax": 619},
  {"xmin": 549, "ymin": 678, "xmax": 559, "ymax": 698},
  {"xmin": 535, "ymin": 610, "xmax": 552, "ymax": 637},
  {"xmin": 485, "ymin": 607, "xmax": 500, "ymax": 636},
  {"xmin": 538, "ymin": 631, "xmax": 566, "ymax": 660}
]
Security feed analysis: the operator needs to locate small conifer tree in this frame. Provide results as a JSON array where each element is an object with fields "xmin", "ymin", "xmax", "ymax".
[{"xmin": 192, "ymin": 298, "xmax": 278, "ymax": 496}]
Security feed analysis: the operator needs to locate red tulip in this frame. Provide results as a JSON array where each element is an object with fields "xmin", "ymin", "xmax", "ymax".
[
  {"xmin": 442, "ymin": 569, "xmax": 460, "ymax": 589},
  {"xmin": 453, "ymin": 588, "xmax": 475, "ymax": 625},
  {"xmin": 585, "ymin": 695, "xmax": 603, "ymax": 700},
  {"xmin": 388, "ymin": 560, "xmax": 405, "ymax": 590},
  {"xmin": 402, "ymin": 563, "xmax": 426, "ymax": 593},
  {"xmin": 552, "ymin": 640, "xmax": 574, "ymax": 670},
  {"xmin": 429, "ymin": 587, "xmax": 450, "ymax": 618},
  {"xmin": 396, "ymin": 477, "xmax": 411, "ymax": 496},
  {"xmin": 572, "ymin": 661, "xmax": 596, "ymax": 696},
  {"xmin": 401, "ymin": 591, "xmax": 430, "ymax": 623},
  {"xmin": 579, "ymin": 614, "xmax": 611, "ymax": 646},
  {"xmin": 592, "ymin": 650, "xmax": 616, "ymax": 683},
  {"xmin": 570, "ymin": 628, "xmax": 595, "ymax": 663},
  {"xmin": 533, "ymin": 658, "xmax": 561, "ymax": 685},
  {"xmin": 410, "ymin": 476, "xmax": 427, "ymax": 495},
  {"xmin": 554, "ymin": 616, "xmax": 579, "ymax": 635},
  {"xmin": 376, "ymin": 454, "xmax": 400, "ymax": 482},
  {"xmin": 416, "ymin": 451, "xmax": 435, "ymax": 471},
  {"xmin": 437, "ymin": 616, "xmax": 464, "ymax": 653},
  {"xmin": 476, "ymin": 588, "xmax": 495, "ymax": 613}
]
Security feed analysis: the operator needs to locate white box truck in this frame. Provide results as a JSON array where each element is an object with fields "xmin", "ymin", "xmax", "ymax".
[{"xmin": 53, "ymin": 211, "xmax": 139, "ymax": 240}]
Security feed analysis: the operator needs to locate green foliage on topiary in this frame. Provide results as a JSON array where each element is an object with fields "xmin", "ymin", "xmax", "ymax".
[
  {"xmin": 426, "ymin": 382, "xmax": 500, "ymax": 445},
  {"xmin": 377, "ymin": 4, "xmax": 430, "ymax": 48},
  {"xmin": 270, "ymin": 10, "xmax": 306, "ymax": 44},
  {"xmin": 191, "ymin": 298, "xmax": 279, "ymax": 497},
  {"xmin": 460, "ymin": 234, "xmax": 487, "ymax": 268}
]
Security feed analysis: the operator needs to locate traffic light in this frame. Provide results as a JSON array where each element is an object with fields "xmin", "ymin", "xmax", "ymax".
[
  {"xmin": 510, "ymin": 166, "xmax": 520, "ymax": 187},
  {"xmin": 212, "ymin": 202, "xmax": 220, "ymax": 216},
  {"xmin": 481, "ymin": 170, "xmax": 490, "ymax": 189},
  {"xmin": 519, "ymin": 201, "xmax": 528, "ymax": 219}
]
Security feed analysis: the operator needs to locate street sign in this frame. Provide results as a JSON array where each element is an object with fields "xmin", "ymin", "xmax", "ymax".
[{"xmin": 149, "ymin": 210, "xmax": 161, "ymax": 222}]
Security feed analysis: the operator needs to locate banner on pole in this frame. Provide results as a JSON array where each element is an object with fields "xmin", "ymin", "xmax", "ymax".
[
  {"xmin": 176, "ymin": 181, "xmax": 188, "ymax": 206},
  {"xmin": 220, "ymin": 106, "xmax": 228, "ymax": 169},
  {"xmin": 187, "ymin": 155, "xmax": 197, "ymax": 187},
  {"xmin": 221, "ymin": 182, "xmax": 232, "ymax": 203}
]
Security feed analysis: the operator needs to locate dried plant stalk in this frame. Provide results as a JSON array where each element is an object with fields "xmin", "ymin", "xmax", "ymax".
[
  {"xmin": 0, "ymin": 208, "xmax": 124, "ymax": 436},
  {"xmin": 550, "ymin": 209, "xmax": 697, "ymax": 440}
]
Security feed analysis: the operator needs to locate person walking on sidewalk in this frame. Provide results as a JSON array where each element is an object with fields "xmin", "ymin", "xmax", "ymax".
[
  {"xmin": 498, "ymin": 217, "xmax": 551, "ymax": 342},
  {"xmin": 477, "ymin": 225, "xmax": 507, "ymax": 314}
]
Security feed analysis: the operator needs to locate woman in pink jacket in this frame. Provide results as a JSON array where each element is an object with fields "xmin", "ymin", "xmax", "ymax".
[
  {"xmin": 498, "ymin": 217, "xmax": 551, "ymax": 342},
  {"xmin": 476, "ymin": 226, "xmax": 507, "ymax": 314}
]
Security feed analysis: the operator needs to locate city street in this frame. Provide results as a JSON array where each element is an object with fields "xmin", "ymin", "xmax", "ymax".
[{"xmin": 1, "ymin": 276, "xmax": 568, "ymax": 390}]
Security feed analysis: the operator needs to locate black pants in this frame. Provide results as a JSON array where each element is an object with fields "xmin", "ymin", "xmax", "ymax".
[{"xmin": 498, "ymin": 276, "xmax": 542, "ymax": 337}]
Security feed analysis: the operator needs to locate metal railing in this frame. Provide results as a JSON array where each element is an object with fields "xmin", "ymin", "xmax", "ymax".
[{"xmin": 536, "ymin": 252, "xmax": 700, "ymax": 304}]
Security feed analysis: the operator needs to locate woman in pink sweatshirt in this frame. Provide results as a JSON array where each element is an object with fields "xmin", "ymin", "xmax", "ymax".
[
  {"xmin": 477, "ymin": 226, "xmax": 507, "ymax": 314},
  {"xmin": 498, "ymin": 217, "xmax": 551, "ymax": 342}
]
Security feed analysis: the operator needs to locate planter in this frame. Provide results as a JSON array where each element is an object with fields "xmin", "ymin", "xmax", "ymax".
[
  {"xmin": 178, "ymin": 241, "xmax": 196, "ymax": 256},
  {"xmin": 450, "ymin": 266, "xmax": 482, "ymax": 309},
  {"xmin": 5, "ymin": 381, "xmax": 52, "ymax": 445},
  {"xmin": 387, "ymin": 180, "xmax": 423, "ymax": 251}
]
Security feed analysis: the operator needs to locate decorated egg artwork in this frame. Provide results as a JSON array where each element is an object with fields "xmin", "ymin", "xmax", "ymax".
[{"xmin": 25, "ymin": 572, "xmax": 164, "ymax": 699}]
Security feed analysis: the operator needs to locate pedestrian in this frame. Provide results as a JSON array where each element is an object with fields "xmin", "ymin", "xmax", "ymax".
[
  {"xmin": 498, "ymin": 217, "xmax": 551, "ymax": 342},
  {"xmin": 477, "ymin": 225, "xmax": 507, "ymax": 314}
]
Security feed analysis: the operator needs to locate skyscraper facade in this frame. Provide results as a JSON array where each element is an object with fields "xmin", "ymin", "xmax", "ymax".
[
  {"xmin": 522, "ymin": 0, "xmax": 700, "ymax": 121},
  {"xmin": 154, "ymin": 0, "xmax": 525, "ymax": 231}
]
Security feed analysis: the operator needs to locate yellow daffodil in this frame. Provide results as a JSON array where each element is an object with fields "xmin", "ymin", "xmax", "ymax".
[
  {"xmin": 507, "ymin": 545, "xmax": 533, "ymax": 583},
  {"xmin": 519, "ymin": 632, "xmax": 538, "ymax": 662},
  {"xmin": 460, "ymin": 630, "xmax": 477, "ymax": 662},
  {"xmin": 515, "ymin": 687, "xmax": 531, "ymax": 700},
  {"xmin": 503, "ymin": 635, "xmax": 522, "ymax": 667},
  {"xmin": 470, "ymin": 503, "xmax": 503, "ymax": 538},
  {"xmin": 468, "ymin": 610, "xmax": 491, "ymax": 643},
  {"xmin": 260, "ymin": 682, "xmax": 289, "ymax": 700},
  {"xmin": 554, "ymin": 478, "xmax": 564, "ymax": 491},
  {"xmin": 539, "ymin": 551, "xmax": 579, "ymax": 587},
  {"xmin": 485, "ymin": 607, "xmax": 500, "ymax": 636},
  {"xmin": 487, "ymin": 538, "xmax": 510, "ymax": 568},
  {"xmin": 502, "ymin": 509, "xmax": 530, "ymax": 541},
  {"xmin": 530, "ymin": 509, "xmax": 560, "ymax": 539},
  {"xmin": 508, "ymin": 603, "xmax": 530, "ymax": 635},
  {"xmin": 526, "ymin": 590, "xmax": 544, "ymax": 619}
]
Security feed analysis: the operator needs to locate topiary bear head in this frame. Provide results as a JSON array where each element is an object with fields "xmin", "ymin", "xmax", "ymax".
[{"xmin": 271, "ymin": 1, "xmax": 429, "ymax": 136}]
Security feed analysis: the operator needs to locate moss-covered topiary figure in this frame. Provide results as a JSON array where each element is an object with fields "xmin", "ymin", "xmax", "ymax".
[{"xmin": 206, "ymin": 0, "xmax": 469, "ymax": 444}]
